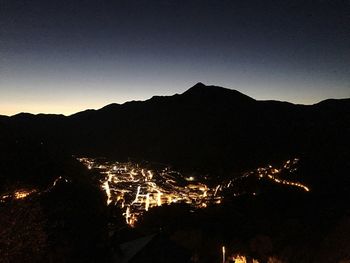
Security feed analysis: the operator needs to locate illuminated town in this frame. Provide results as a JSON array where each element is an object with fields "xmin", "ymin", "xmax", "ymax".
[
  {"xmin": 0, "ymin": 157, "xmax": 309, "ymax": 227},
  {"xmin": 0, "ymin": 157, "xmax": 316, "ymax": 262},
  {"xmin": 77, "ymin": 157, "xmax": 309, "ymax": 226}
]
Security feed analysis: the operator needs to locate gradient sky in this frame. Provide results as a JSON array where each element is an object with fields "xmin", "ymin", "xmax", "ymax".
[{"xmin": 1, "ymin": 0, "xmax": 350, "ymax": 116}]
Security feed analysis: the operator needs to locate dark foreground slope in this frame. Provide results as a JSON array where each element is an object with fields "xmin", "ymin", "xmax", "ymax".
[{"xmin": 0, "ymin": 139, "xmax": 110, "ymax": 263}]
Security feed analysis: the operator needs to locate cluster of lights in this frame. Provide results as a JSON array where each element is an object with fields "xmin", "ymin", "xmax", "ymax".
[
  {"xmin": 232, "ymin": 255, "xmax": 260, "ymax": 263},
  {"xmin": 14, "ymin": 189, "xmax": 36, "ymax": 199},
  {"xmin": 78, "ymin": 158, "xmax": 221, "ymax": 226},
  {"xmin": 0, "ymin": 157, "xmax": 308, "ymax": 228},
  {"xmin": 1, "ymin": 189, "xmax": 37, "ymax": 202},
  {"xmin": 222, "ymin": 246, "xmax": 260, "ymax": 263},
  {"xmin": 0, "ymin": 176, "xmax": 69, "ymax": 203},
  {"xmin": 78, "ymin": 157, "xmax": 309, "ymax": 226}
]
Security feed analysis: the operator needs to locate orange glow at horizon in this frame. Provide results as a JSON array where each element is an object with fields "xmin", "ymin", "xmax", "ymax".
[{"xmin": 0, "ymin": 101, "xmax": 112, "ymax": 117}]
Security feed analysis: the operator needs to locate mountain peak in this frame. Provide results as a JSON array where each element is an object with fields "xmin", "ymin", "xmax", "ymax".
[
  {"xmin": 184, "ymin": 82, "xmax": 208, "ymax": 94},
  {"xmin": 183, "ymin": 82, "xmax": 255, "ymax": 103},
  {"xmin": 193, "ymin": 82, "xmax": 206, "ymax": 88}
]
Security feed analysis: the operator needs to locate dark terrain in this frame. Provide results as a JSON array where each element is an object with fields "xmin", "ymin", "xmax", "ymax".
[{"xmin": 0, "ymin": 83, "xmax": 350, "ymax": 262}]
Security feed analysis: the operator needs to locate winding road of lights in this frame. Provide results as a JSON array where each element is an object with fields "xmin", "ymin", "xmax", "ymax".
[{"xmin": 77, "ymin": 157, "xmax": 309, "ymax": 226}]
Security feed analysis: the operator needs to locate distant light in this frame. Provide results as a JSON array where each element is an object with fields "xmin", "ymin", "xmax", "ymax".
[
  {"xmin": 232, "ymin": 255, "xmax": 249, "ymax": 263},
  {"xmin": 14, "ymin": 189, "xmax": 36, "ymax": 200}
]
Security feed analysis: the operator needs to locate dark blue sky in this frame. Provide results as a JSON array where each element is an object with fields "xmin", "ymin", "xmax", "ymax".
[{"xmin": 1, "ymin": 0, "xmax": 350, "ymax": 115}]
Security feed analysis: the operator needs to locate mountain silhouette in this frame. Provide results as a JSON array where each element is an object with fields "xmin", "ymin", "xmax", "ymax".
[{"xmin": 1, "ymin": 83, "xmax": 349, "ymax": 187}]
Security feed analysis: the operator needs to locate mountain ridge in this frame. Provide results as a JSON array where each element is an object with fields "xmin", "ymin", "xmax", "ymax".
[
  {"xmin": 0, "ymin": 83, "xmax": 349, "ymax": 184},
  {"xmin": 2, "ymin": 83, "xmax": 349, "ymax": 117}
]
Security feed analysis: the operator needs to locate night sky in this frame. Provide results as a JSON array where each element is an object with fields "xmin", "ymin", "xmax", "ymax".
[{"xmin": 1, "ymin": 0, "xmax": 350, "ymax": 115}]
